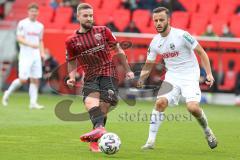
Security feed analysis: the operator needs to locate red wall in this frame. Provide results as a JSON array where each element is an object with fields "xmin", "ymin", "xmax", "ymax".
[{"xmin": 44, "ymin": 30, "xmax": 240, "ymax": 73}]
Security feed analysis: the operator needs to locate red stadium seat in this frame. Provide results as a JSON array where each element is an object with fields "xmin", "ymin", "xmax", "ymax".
[
  {"xmin": 101, "ymin": 0, "xmax": 121, "ymax": 10},
  {"xmin": 189, "ymin": 13, "xmax": 209, "ymax": 35},
  {"xmin": 112, "ymin": 9, "xmax": 131, "ymax": 32},
  {"xmin": 55, "ymin": 6, "xmax": 72, "ymax": 17},
  {"xmin": 5, "ymin": 12, "xmax": 27, "ymax": 21},
  {"xmin": 132, "ymin": 9, "xmax": 151, "ymax": 33},
  {"xmin": 84, "ymin": 0, "xmax": 102, "ymax": 9},
  {"xmin": 229, "ymin": 15, "xmax": 240, "ymax": 37},
  {"xmin": 217, "ymin": 0, "xmax": 238, "ymax": 17},
  {"xmin": 210, "ymin": 14, "xmax": 229, "ymax": 36},
  {"xmin": 64, "ymin": 23, "xmax": 80, "ymax": 30},
  {"xmin": 38, "ymin": 6, "xmax": 54, "ymax": 23},
  {"xmin": 221, "ymin": 53, "xmax": 240, "ymax": 72},
  {"xmin": 44, "ymin": 22, "xmax": 65, "ymax": 30},
  {"xmin": 94, "ymin": 10, "xmax": 112, "ymax": 26},
  {"xmin": 198, "ymin": 0, "xmax": 217, "ymax": 16},
  {"xmin": 143, "ymin": 20, "xmax": 156, "ymax": 34},
  {"xmin": 218, "ymin": 71, "xmax": 237, "ymax": 91},
  {"xmin": 171, "ymin": 11, "xmax": 190, "ymax": 30},
  {"xmin": 54, "ymin": 7, "xmax": 73, "ymax": 24},
  {"xmin": 12, "ymin": 0, "xmax": 46, "ymax": 9},
  {"xmin": 178, "ymin": 0, "xmax": 199, "ymax": 13},
  {"xmin": 207, "ymin": 52, "xmax": 219, "ymax": 71}
]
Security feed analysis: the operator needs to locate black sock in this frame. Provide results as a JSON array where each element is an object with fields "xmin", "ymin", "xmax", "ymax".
[
  {"xmin": 104, "ymin": 116, "xmax": 107, "ymax": 126},
  {"xmin": 88, "ymin": 106, "xmax": 104, "ymax": 128}
]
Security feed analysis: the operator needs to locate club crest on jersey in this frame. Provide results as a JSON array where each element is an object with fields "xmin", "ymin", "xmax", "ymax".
[
  {"xmin": 94, "ymin": 33, "xmax": 102, "ymax": 40},
  {"xmin": 170, "ymin": 43, "xmax": 175, "ymax": 50}
]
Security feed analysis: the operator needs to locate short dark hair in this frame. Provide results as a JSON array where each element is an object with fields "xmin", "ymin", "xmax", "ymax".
[
  {"xmin": 28, "ymin": 3, "xmax": 39, "ymax": 10},
  {"xmin": 77, "ymin": 3, "xmax": 93, "ymax": 14},
  {"xmin": 152, "ymin": 7, "xmax": 170, "ymax": 17}
]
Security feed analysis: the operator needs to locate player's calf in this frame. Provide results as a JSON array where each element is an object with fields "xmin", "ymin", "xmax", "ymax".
[
  {"xmin": 186, "ymin": 101, "xmax": 202, "ymax": 117},
  {"xmin": 155, "ymin": 97, "xmax": 168, "ymax": 112}
]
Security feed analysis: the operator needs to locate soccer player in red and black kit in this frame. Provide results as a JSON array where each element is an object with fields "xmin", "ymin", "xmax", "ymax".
[{"xmin": 65, "ymin": 3, "xmax": 134, "ymax": 152}]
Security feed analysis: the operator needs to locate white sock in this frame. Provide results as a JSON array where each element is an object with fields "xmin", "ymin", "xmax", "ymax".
[
  {"xmin": 5, "ymin": 79, "xmax": 22, "ymax": 97},
  {"xmin": 29, "ymin": 83, "xmax": 38, "ymax": 105},
  {"xmin": 146, "ymin": 109, "xmax": 164, "ymax": 143},
  {"xmin": 196, "ymin": 110, "xmax": 210, "ymax": 133}
]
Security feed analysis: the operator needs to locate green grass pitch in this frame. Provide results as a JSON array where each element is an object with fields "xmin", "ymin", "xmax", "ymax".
[{"xmin": 0, "ymin": 93, "xmax": 240, "ymax": 160}]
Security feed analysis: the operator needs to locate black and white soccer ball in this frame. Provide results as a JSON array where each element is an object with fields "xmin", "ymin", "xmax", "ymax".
[{"xmin": 98, "ymin": 132, "xmax": 121, "ymax": 155}]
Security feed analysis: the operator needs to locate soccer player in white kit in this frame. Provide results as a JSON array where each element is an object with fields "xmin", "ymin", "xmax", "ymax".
[
  {"xmin": 138, "ymin": 7, "xmax": 217, "ymax": 149},
  {"xmin": 2, "ymin": 3, "xmax": 45, "ymax": 109}
]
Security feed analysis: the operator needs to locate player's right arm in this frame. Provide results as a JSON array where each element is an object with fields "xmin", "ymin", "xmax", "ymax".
[
  {"xmin": 65, "ymin": 38, "xmax": 77, "ymax": 87},
  {"xmin": 67, "ymin": 60, "xmax": 77, "ymax": 87},
  {"xmin": 16, "ymin": 21, "xmax": 39, "ymax": 49},
  {"xmin": 137, "ymin": 42, "xmax": 157, "ymax": 88},
  {"xmin": 182, "ymin": 31, "xmax": 214, "ymax": 87},
  {"xmin": 137, "ymin": 60, "xmax": 155, "ymax": 88}
]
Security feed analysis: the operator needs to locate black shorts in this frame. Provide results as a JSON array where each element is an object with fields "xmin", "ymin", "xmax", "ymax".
[{"xmin": 82, "ymin": 76, "xmax": 118, "ymax": 106}]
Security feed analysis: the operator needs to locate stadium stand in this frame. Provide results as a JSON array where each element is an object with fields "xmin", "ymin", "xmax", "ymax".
[
  {"xmin": 3, "ymin": 0, "xmax": 240, "ymax": 37},
  {"xmin": 1, "ymin": 0, "xmax": 240, "ymax": 95},
  {"xmin": 171, "ymin": 11, "xmax": 189, "ymax": 30}
]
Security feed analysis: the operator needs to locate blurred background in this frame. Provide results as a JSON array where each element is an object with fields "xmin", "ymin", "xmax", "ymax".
[{"xmin": 0, "ymin": 0, "xmax": 240, "ymax": 105}]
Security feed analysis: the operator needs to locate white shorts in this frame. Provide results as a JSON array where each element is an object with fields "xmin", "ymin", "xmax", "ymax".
[
  {"xmin": 18, "ymin": 54, "xmax": 42, "ymax": 80},
  {"xmin": 157, "ymin": 80, "xmax": 201, "ymax": 106}
]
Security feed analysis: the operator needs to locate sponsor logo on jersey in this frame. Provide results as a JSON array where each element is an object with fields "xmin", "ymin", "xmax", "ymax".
[
  {"xmin": 162, "ymin": 51, "xmax": 179, "ymax": 59},
  {"xmin": 94, "ymin": 33, "xmax": 102, "ymax": 40},
  {"xmin": 183, "ymin": 32, "xmax": 195, "ymax": 45},
  {"xmin": 27, "ymin": 32, "xmax": 39, "ymax": 36},
  {"xmin": 82, "ymin": 44, "xmax": 105, "ymax": 54},
  {"xmin": 170, "ymin": 43, "xmax": 175, "ymax": 50}
]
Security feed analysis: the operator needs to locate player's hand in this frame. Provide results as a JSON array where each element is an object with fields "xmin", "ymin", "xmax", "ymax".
[
  {"xmin": 67, "ymin": 78, "xmax": 76, "ymax": 88},
  {"xmin": 205, "ymin": 74, "xmax": 215, "ymax": 87},
  {"xmin": 125, "ymin": 71, "xmax": 134, "ymax": 80},
  {"xmin": 40, "ymin": 52, "xmax": 45, "ymax": 61},
  {"xmin": 29, "ymin": 44, "xmax": 39, "ymax": 49},
  {"xmin": 136, "ymin": 80, "xmax": 144, "ymax": 88}
]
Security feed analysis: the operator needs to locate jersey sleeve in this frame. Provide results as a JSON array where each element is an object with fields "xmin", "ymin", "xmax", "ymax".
[
  {"xmin": 146, "ymin": 39, "xmax": 158, "ymax": 61},
  {"xmin": 105, "ymin": 27, "xmax": 117, "ymax": 43},
  {"xmin": 182, "ymin": 31, "xmax": 198, "ymax": 50},
  {"xmin": 65, "ymin": 39, "xmax": 75, "ymax": 62},
  {"xmin": 16, "ymin": 21, "xmax": 24, "ymax": 37}
]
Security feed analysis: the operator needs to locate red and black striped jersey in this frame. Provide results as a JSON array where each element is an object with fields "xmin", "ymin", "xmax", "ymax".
[{"xmin": 65, "ymin": 26, "xmax": 117, "ymax": 81}]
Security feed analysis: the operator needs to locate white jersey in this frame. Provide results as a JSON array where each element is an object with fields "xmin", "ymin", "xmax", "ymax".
[
  {"xmin": 147, "ymin": 27, "xmax": 200, "ymax": 81},
  {"xmin": 16, "ymin": 18, "xmax": 44, "ymax": 57},
  {"xmin": 16, "ymin": 18, "xmax": 44, "ymax": 79}
]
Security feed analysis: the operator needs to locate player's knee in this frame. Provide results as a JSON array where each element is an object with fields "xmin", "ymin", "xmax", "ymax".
[
  {"xmin": 19, "ymin": 79, "xmax": 28, "ymax": 84},
  {"xmin": 84, "ymin": 92, "xmax": 100, "ymax": 108},
  {"xmin": 30, "ymin": 78, "xmax": 39, "ymax": 84},
  {"xmin": 84, "ymin": 98, "xmax": 99, "ymax": 108},
  {"xmin": 186, "ymin": 102, "xmax": 201, "ymax": 116},
  {"xmin": 101, "ymin": 90, "xmax": 118, "ymax": 106},
  {"xmin": 105, "ymin": 94, "xmax": 118, "ymax": 106},
  {"xmin": 155, "ymin": 98, "xmax": 168, "ymax": 112}
]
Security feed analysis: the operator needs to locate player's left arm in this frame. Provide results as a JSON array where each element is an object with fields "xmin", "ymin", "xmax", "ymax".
[
  {"xmin": 105, "ymin": 27, "xmax": 134, "ymax": 79},
  {"xmin": 39, "ymin": 26, "xmax": 45, "ymax": 59},
  {"xmin": 39, "ymin": 40, "xmax": 45, "ymax": 59},
  {"xmin": 114, "ymin": 44, "xmax": 134, "ymax": 79},
  {"xmin": 194, "ymin": 44, "xmax": 214, "ymax": 87}
]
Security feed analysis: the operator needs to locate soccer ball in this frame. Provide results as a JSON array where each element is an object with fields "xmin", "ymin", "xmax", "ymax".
[{"xmin": 98, "ymin": 132, "xmax": 121, "ymax": 155}]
